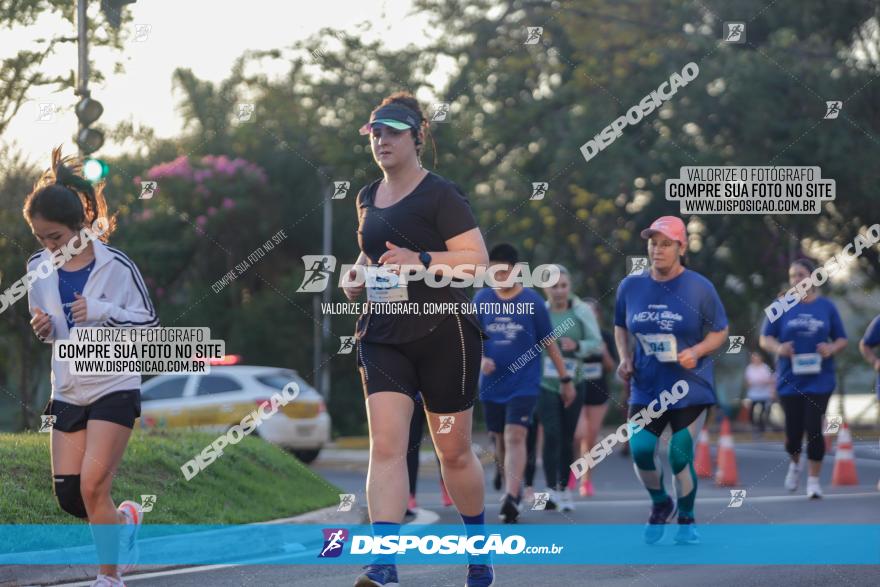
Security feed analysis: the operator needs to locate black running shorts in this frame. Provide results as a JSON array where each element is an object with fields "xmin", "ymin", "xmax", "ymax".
[
  {"xmin": 43, "ymin": 390, "xmax": 141, "ymax": 432},
  {"xmin": 357, "ymin": 314, "xmax": 482, "ymax": 414}
]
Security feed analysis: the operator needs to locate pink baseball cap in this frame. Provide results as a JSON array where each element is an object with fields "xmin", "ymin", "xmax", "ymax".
[{"xmin": 640, "ymin": 216, "xmax": 687, "ymax": 248}]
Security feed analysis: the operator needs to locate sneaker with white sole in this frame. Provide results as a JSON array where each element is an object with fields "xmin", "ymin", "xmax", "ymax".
[
  {"xmin": 559, "ymin": 488, "xmax": 575, "ymax": 512},
  {"xmin": 806, "ymin": 476, "xmax": 823, "ymax": 499},
  {"xmin": 784, "ymin": 461, "xmax": 801, "ymax": 492},
  {"xmin": 91, "ymin": 574, "xmax": 124, "ymax": 587},
  {"xmin": 117, "ymin": 500, "xmax": 143, "ymax": 574}
]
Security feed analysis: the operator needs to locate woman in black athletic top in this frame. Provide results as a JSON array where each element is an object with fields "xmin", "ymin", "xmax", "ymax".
[{"xmin": 345, "ymin": 92, "xmax": 493, "ymax": 587}]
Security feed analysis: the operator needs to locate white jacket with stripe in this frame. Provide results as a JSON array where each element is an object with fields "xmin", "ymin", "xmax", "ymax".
[{"xmin": 27, "ymin": 240, "xmax": 159, "ymax": 405}]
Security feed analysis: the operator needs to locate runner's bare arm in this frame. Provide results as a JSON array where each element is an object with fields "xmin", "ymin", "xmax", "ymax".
[
  {"xmin": 759, "ymin": 334, "xmax": 793, "ymax": 357},
  {"xmin": 343, "ymin": 252, "xmax": 368, "ymax": 301},
  {"xmin": 859, "ymin": 337, "xmax": 880, "ymax": 371},
  {"xmin": 614, "ymin": 326, "xmax": 633, "ymax": 381},
  {"xmin": 687, "ymin": 327, "xmax": 728, "ymax": 358},
  {"xmin": 378, "ymin": 228, "xmax": 488, "ymax": 277}
]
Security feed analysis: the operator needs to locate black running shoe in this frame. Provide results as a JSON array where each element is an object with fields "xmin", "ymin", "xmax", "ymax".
[
  {"xmin": 644, "ymin": 496, "xmax": 676, "ymax": 544},
  {"xmin": 498, "ymin": 494, "xmax": 520, "ymax": 524}
]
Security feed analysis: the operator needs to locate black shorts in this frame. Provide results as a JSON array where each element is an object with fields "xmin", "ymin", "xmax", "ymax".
[
  {"xmin": 357, "ymin": 314, "xmax": 481, "ymax": 414},
  {"xmin": 43, "ymin": 390, "xmax": 141, "ymax": 432},
  {"xmin": 579, "ymin": 379, "xmax": 610, "ymax": 406},
  {"xmin": 628, "ymin": 403, "xmax": 711, "ymax": 437}
]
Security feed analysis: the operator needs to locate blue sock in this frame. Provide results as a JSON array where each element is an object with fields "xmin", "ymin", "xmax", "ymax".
[
  {"xmin": 372, "ymin": 521, "xmax": 400, "ymax": 565},
  {"xmin": 461, "ymin": 510, "xmax": 490, "ymax": 565}
]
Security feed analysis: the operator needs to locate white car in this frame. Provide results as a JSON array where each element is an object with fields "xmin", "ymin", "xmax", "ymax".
[{"xmin": 139, "ymin": 364, "xmax": 330, "ymax": 463}]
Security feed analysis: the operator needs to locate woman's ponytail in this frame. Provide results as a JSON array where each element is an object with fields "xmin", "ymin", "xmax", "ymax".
[{"xmin": 24, "ymin": 146, "xmax": 116, "ymax": 242}]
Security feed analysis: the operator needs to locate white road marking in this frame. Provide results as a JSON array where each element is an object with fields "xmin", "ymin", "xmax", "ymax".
[{"xmin": 50, "ymin": 508, "xmax": 443, "ymax": 587}]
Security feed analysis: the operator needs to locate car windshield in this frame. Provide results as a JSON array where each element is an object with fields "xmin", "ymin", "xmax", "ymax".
[{"xmin": 256, "ymin": 371, "xmax": 302, "ymax": 393}]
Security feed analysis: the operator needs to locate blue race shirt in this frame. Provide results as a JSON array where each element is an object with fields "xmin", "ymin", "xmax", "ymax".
[
  {"xmin": 58, "ymin": 260, "xmax": 95, "ymax": 329},
  {"xmin": 760, "ymin": 296, "xmax": 846, "ymax": 396},
  {"xmin": 861, "ymin": 314, "xmax": 880, "ymax": 397},
  {"xmin": 475, "ymin": 287, "xmax": 552, "ymax": 402},
  {"xmin": 614, "ymin": 269, "xmax": 728, "ymax": 408}
]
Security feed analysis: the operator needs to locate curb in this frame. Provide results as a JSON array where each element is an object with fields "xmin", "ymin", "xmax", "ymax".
[{"xmin": 1, "ymin": 505, "xmax": 368, "ymax": 587}]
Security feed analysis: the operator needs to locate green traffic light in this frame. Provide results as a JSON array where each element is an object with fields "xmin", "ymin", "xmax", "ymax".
[{"xmin": 83, "ymin": 158, "xmax": 109, "ymax": 182}]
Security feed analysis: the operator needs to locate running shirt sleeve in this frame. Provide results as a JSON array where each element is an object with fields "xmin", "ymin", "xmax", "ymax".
[
  {"xmin": 572, "ymin": 299, "xmax": 603, "ymax": 358},
  {"xmin": 89, "ymin": 261, "xmax": 159, "ymax": 328},
  {"xmin": 26, "ymin": 254, "xmax": 57, "ymax": 344},
  {"xmin": 828, "ymin": 302, "xmax": 847, "ymax": 340},
  {"xmin": 863, "ymin": 315, "xmax": 880, "ymax": 347},
  {"xmin": 435, "ymin": 184, "xmax": 478, "ymax": 241},
  {"xmin": 699, "ymin": 281, "xmax": 728, "ymax": 332},
  {"xmin": 613, "ymin": 278, "xmax": 629, "ymax": 328},
  {"xmin": 760, "ymin": 312, "xmax": 779, "ymax": 338},
  {"xmin": 533, "ymin": 294, "xmax": 554, "ymax": 342}
]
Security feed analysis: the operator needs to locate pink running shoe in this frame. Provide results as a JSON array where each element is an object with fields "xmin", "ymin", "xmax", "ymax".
[
  {"xmin": 579, "ymin": 478, "xmax": 594, "ymax": 497},
  {"xmin": 117, "ymin": 500, "xmax": 143, "ymax": 575},
  {"xmin": 439, "ymin": 478, "xmax": 453, "ymax": 507}
]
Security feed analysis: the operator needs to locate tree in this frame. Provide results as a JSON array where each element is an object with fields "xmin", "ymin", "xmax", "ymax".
[{"xmin": 0, "ymin": 0, "xmax": 134, "ymax": 139}]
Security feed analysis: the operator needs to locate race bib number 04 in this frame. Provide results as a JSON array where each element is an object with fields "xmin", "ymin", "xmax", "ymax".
[
  {"xmin": 365, "ymin": 266, "xmax": 408, "ymax": 303},
  {"xmin": 792, "ymin": 353, "xmax": 822, "ymax": 375},
  {"xmin": 544, "ymin": 357, "xmax": 578, "ymax": 379},
  {"xmin": 636, "ymin": 333, "xmax": 678, "ymax": 362}
]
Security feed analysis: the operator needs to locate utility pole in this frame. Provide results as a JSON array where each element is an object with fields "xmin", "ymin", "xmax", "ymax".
[
  {"xmin": 312, "ymin": 169, "xmax": 334, "ymax": 401},
  {"xmin": 75, "ymin": 0, "xmax": 89, "ymax": 159}
]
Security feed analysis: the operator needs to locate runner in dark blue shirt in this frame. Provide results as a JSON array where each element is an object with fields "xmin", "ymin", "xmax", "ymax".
[
  {"xmin": 761, "ymin": 258, "xmax": 848, "ymax": 499},
  {"xmin": 859, "ymin": 313, "xmax": 880, "ymax": 492},
  {"xmin": 614, "ymin": 216, "xmax": 728, "ymax": 545}
]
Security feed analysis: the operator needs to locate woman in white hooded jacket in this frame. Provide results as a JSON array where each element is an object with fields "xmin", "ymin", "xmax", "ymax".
[{"xmin": 25, "ymin": 148, "xmax": 158, "ymax": 587}]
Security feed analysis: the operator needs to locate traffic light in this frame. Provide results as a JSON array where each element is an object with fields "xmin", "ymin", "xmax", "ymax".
[
  {"xmin": 83, "ymin": 158, "xmax": 109, "ymax": 182},
  {"xmin": 75, "ymin": 95, "xmax": 104, "ymax": 155}
]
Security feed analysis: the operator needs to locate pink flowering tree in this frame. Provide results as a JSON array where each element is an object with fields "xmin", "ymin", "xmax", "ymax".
[{"xmin": 130, "ymin": 155, "xmax": 274, "ymax": 305}]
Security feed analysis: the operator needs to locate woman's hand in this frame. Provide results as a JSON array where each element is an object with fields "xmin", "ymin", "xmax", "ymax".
[
  {"xmin": 560, "ymin": 381, "xmax": 576, "ymax": 407},
  {"xmin": 678, "ymin": 347, "xmax": 699, "ymax": 369},
  {"xmin": 776, "ymin": 341, "xmax": 794, "ymax": 358},
  {"xmin": 72, "ymin": 293, "xmax": 88, "ymax": 324},
  {"xmin": 559, "ymin": 337, "xmax": 577, "ymax": 352},
  {"xmin": 816, "ymin": 342, "xmax": 835, "ymax": 358},
  {"xmin": 617, "ymin": 358, "xmax": 634, "ymax": 382},
  {"xmin": 343, "ymin": 268, "xmax": 365, "ymax": 301},
  {"xmin": 378, "ymin": 241, "xmax": 420, "ymax": 266},
  {"xmin": 481, "ymin": 357, "xmax": 496, "ymax": 375},
  {"xmin": 30, "ymin": 307, "xmax": 53, "ymax": 339}
]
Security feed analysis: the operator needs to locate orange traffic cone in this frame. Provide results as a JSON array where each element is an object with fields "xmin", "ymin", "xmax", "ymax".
[
  {"xmin": 831, "ymin": 422, "xmax": 859, "ymax": 486},
  {"xmin": 715, "ymin": 417, "xmax": 739, "ymax": 486},
  {"xmin": 737, "ymin": 401, "xmax": 751, "ymax": 425},
  {"xmin": 694, "ymin": 427, "xmax": 713, "ymax": 479}
]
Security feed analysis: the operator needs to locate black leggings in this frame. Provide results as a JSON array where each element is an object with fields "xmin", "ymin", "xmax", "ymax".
[
  {"xmin": 407, "ymin": 398, "xmax": 425, "ymax": 496},
  {"xmin": 780, "ymin": 392, "xmax": 832, "ymax": 461},
  {"xmin": 525, "ymin": 418, "xmax": 537, "ymax": 487},
  {"xmin": 750, "ymin": 400, "xmax": 770, "ymax": 433},
  {"xmin": 524, "ymin": 388, "xmax": 583, "ymax": 489}
]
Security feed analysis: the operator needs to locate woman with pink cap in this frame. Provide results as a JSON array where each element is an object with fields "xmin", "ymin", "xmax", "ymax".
[{"xmin": 614, "ymin": 216, "xmax": 729, "ymax": 545}]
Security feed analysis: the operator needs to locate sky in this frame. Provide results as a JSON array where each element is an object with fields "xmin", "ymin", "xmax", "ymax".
[{"xmin": 3, "ymin": 0, "xmax": 435, "ymax": 166}]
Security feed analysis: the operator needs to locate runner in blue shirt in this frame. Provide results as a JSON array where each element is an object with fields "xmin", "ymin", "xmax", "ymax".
[
  {"xmin": 760, "ymin": 258, "xmax": 847, "ymax": 499},
  {"xmin": 614, "ymin": 216, "xmax": 728, "ymax": 545},
  {"xmin": 859, "ymin": 314, "xmax": 880, "ymax": 398},
  {"xmin": 859, "ymin": 313, "xmax": 880, "ymax": 492},
  {"xmin": 475, "ymin": 243, "xmax": 575, "ymax": 523},
  {"xmin": 761, "ymin": 259, "xmax": 847, "ymax": 499}
]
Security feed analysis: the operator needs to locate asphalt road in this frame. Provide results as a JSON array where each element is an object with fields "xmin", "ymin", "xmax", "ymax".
[{"xmin": 33, "ymin": 438, "xmax": 880, "ymax": 586}]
